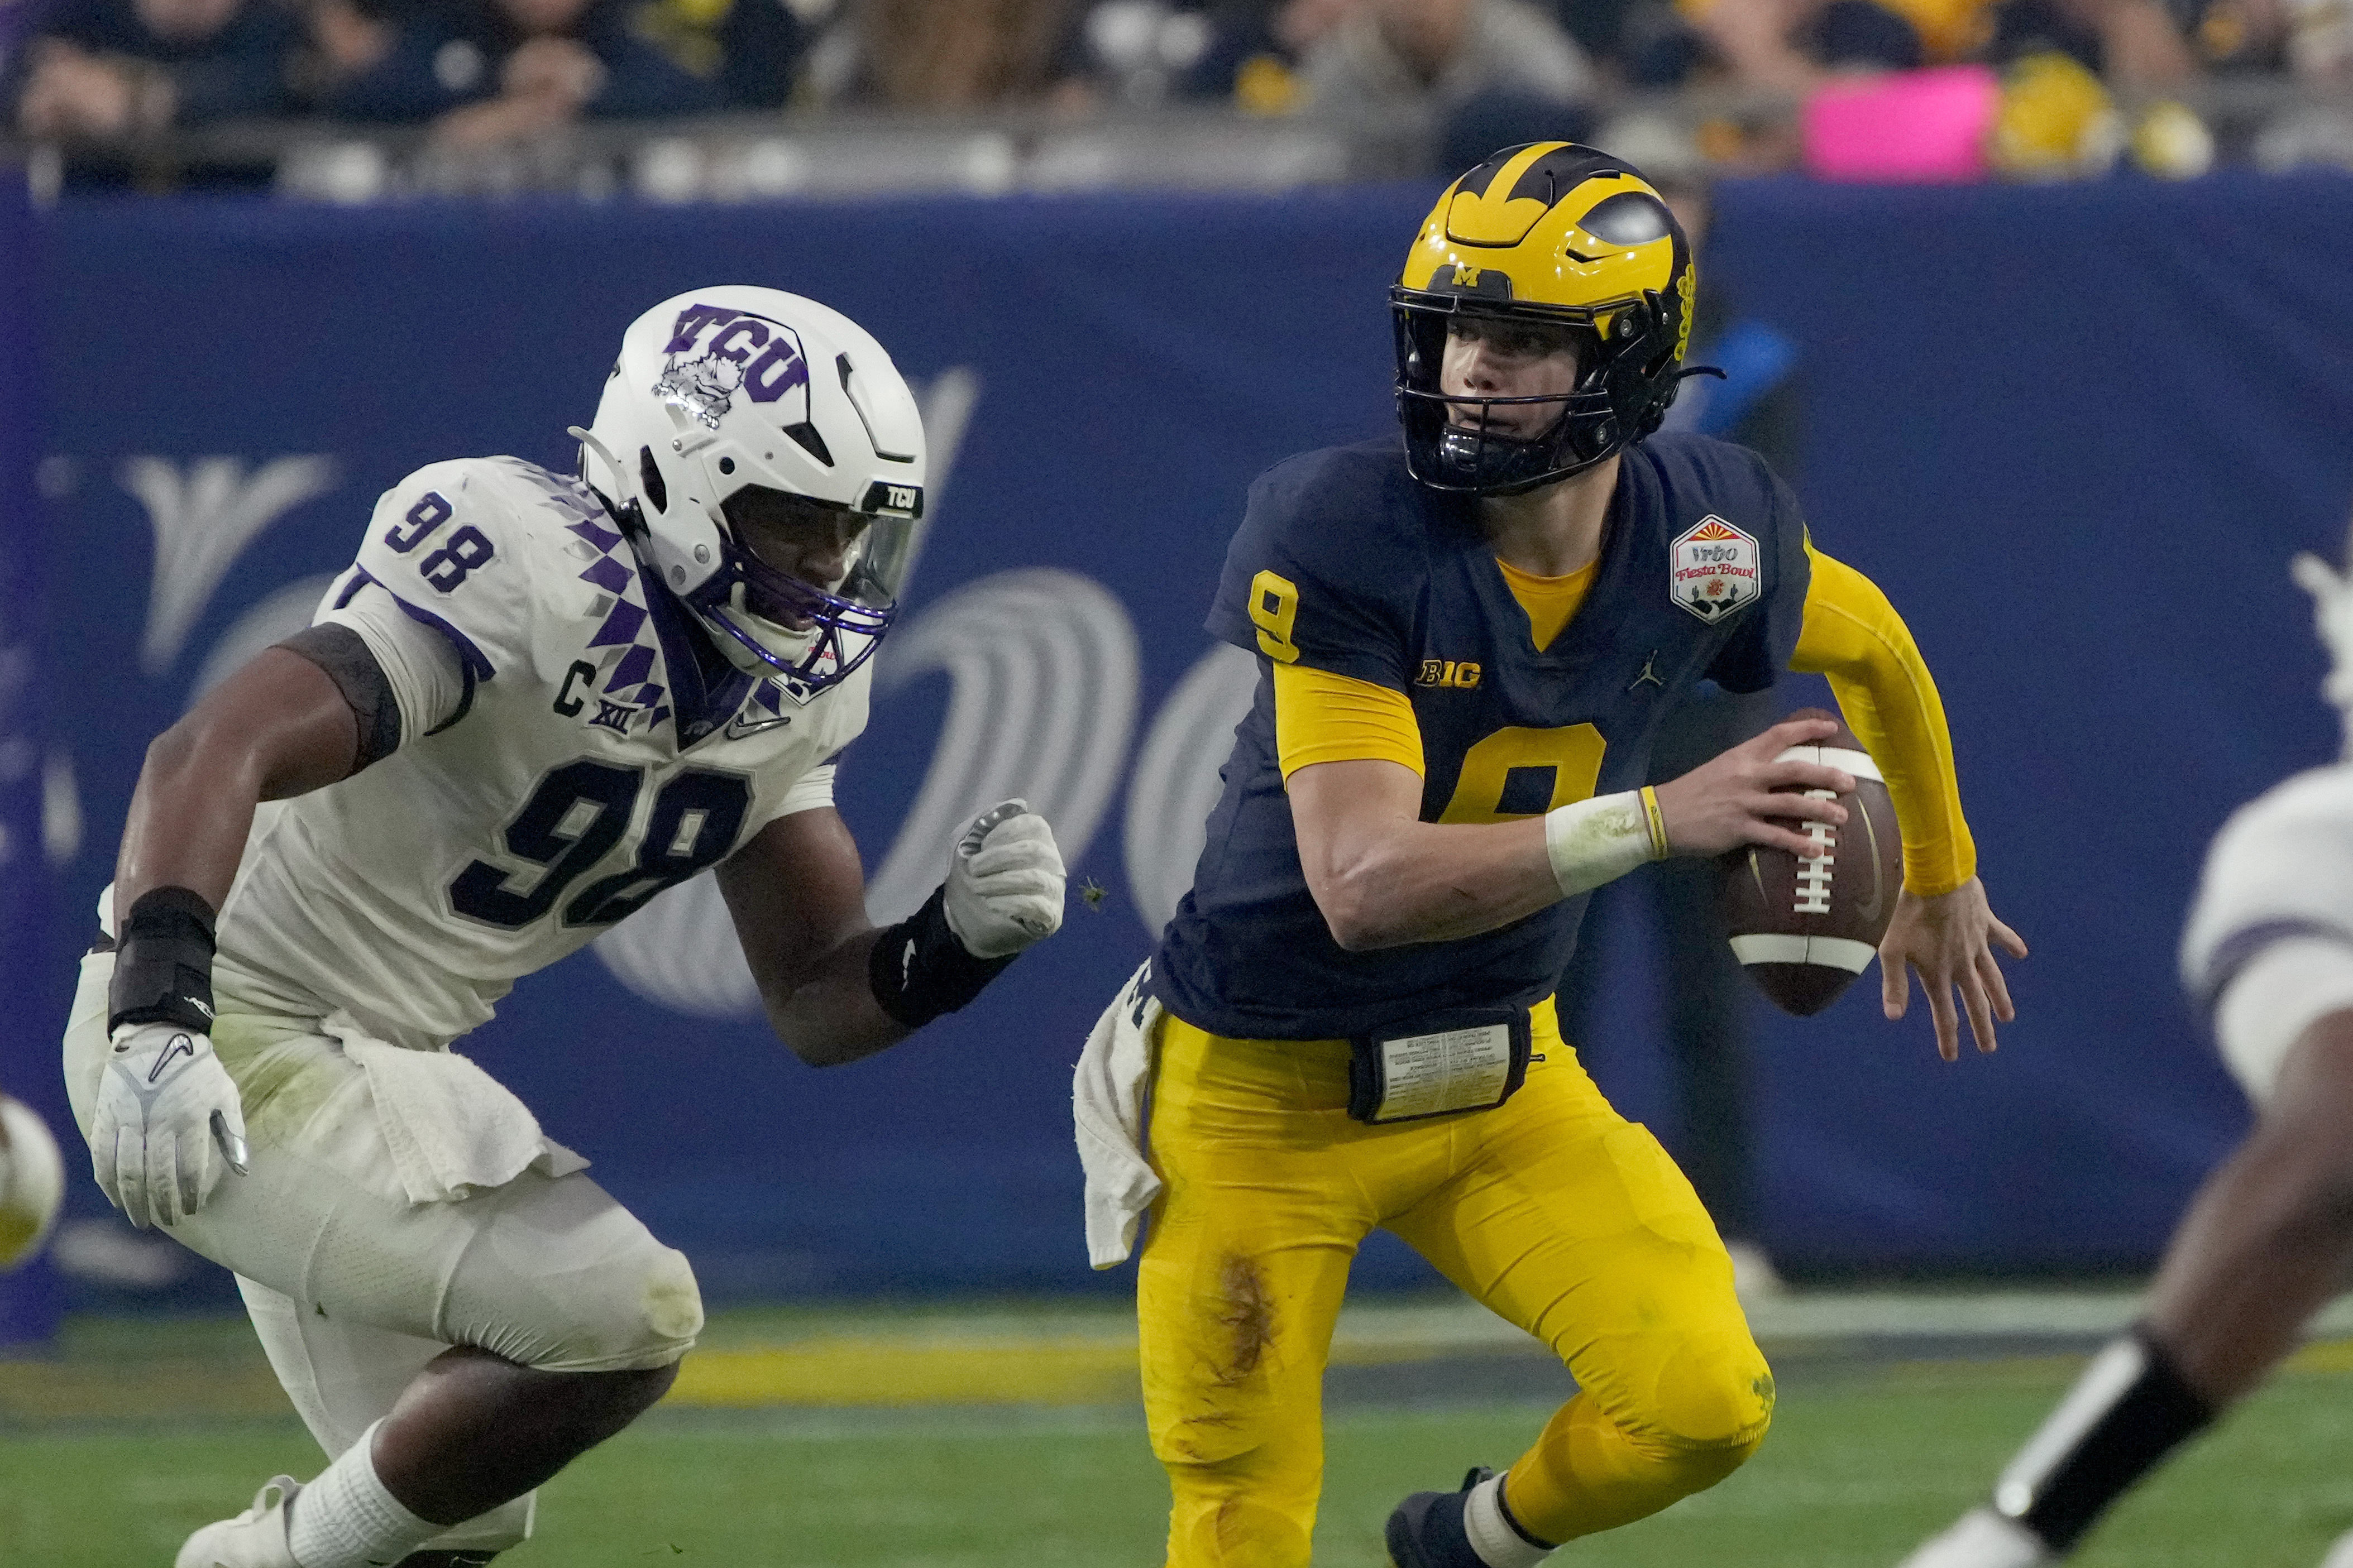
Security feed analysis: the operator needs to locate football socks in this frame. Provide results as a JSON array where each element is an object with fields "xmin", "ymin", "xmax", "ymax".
[
  {"xmin": 285, "ymin": 1421, "xmax": 441, "ymax": 1568},
  {"xmin": 1463, "ymin": 1473, "xmax": 1555, "ymax": 1568},
  {"xmin": 1988, "ymin": 1329, "xmax": 2213, "ymax": 1552}
]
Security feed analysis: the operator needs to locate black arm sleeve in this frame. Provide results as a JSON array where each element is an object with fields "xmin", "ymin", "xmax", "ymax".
[{"xmin": 274, "ymin": 624, "xmax": 402, "ymax": 770}]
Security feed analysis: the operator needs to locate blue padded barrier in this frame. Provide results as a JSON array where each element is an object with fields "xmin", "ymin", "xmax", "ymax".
[{"xmin": 25, "ymin": 172, "xmax": 2353, "ymax": 1296}]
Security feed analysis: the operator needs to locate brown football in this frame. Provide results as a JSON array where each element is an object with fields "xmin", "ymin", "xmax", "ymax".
[{"xmin": 1716, "ymin": 707, "xmax": 1902, "ymax": 1016}]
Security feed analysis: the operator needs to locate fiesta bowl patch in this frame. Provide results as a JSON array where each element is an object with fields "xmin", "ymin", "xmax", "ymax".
[{"xmin": 1671, "ymin": 515, "xmax": 1760, "ymax": 624}]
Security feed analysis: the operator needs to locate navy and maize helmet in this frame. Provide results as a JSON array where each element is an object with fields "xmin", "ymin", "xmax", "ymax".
[{"xmin": 1392, "ymin": 141, "xmax": 1697, "ymax": 496}]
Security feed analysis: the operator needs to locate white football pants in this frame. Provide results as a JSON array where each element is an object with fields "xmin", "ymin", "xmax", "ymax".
[{"xmin": 63, "ymin": 950, "xmax": 702, "ymax": 1553}]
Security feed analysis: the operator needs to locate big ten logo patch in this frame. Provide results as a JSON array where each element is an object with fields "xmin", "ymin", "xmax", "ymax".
[
  {"xmin": 1670, "ymin": 515, "xmax": 1759, "ymax": 624},
  {"xmin": 1417, "ymin": 659, "xmax": 1481, "ymax": 689},
  {"xmin": 656, "ymin": 304, "xmax": 809, "ymax": 430}
]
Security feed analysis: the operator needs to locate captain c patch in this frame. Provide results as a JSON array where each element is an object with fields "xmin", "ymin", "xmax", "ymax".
[{"xmin": 1670, "ymin": 515, "xmax": 1760, "ymax": 624}]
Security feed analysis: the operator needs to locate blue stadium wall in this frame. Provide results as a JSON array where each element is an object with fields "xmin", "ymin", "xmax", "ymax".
[{"xmin": 12, "ymin": 171, "xmax": 2353, "ymax": 1300}]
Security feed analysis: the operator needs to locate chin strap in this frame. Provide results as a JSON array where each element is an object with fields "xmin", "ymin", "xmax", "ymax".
[{"xmin": 2293, "ymin": 548, "xmax": 2353, "ymax": 757}]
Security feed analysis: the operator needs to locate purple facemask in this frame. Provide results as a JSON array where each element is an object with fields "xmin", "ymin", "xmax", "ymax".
[{"xmin": 682, "ymin": 528, "xmax": 895, "ymax": 693}]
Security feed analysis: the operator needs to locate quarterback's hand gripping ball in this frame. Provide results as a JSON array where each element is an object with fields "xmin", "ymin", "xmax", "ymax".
[
  {"xmin": 943, "ymin": 799, "xmax": 1066, "ymax": 959},
  {"xmin": 0, "ymin": 1095, "xmax": 65, "ymax": 1270},
  {"xmin": 1717, "ymin": 708, "xmax": 1904, "ymax": 1016},
  {"xmin": 90, "ymin": 1023, "xmax": 249, "ymax": 1230}
]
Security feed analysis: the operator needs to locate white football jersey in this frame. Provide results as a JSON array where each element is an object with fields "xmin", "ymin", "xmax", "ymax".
[
  {"xmin": 2180, "ymin": 762, "xmax": 2353, "ymax": 1098},
  {"xmin": 212, "ymin": 457, "xmax": 871, "ymax": 1048}
]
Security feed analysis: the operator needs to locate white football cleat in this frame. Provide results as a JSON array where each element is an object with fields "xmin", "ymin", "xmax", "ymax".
[
  {"xmin": 1897, "ymin": 1508, "xmax": 2053, "ymax": 1568},
  {"xmin": 2318, "ymin": 1527, "xmax": 2353, "ymax": 1567},
  {"xmin": 176, "ymin": 1476, "xmax": 302, "ymax": 1568}
]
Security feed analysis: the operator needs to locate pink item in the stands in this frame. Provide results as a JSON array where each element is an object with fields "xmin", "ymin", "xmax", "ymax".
[{"xmin": 1801, "ymin": 65, "xmax": 1999, "ymax": 182}]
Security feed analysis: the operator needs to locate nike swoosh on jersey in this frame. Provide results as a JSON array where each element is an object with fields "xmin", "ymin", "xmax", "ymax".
[{"xmin": 724, "ymin": 712, "xmax": 793, "ymax": 740}]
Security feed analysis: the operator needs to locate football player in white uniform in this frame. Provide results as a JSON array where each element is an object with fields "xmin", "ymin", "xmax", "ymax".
[
  {"xmin": 62, "ymin": 286, "xmax": 1066, "ymax": 1568},
  {"xmin": 1898, "ymin": 525, "xmax": 2353, "ymax": 1567}
]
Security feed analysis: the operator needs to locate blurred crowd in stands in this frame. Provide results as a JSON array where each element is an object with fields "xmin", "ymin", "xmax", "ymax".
[{"xmin": 6, "ymin": 0, "xmax": 2350, "ymax": 157}]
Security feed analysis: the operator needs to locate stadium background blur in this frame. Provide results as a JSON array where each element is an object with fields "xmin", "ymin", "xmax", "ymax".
[{"xmin": 6, "ymin": 3, "xmax": 2353, "ymax": 1560}]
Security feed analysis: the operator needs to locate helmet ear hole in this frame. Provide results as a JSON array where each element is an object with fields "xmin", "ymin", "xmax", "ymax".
[
  {"xmin": 784, "ymin": 421, "xmax": 834, "ymax": 467},
  {"xmin": 639, "ymin": 447, "xmax": 668, "ymax": 515}
]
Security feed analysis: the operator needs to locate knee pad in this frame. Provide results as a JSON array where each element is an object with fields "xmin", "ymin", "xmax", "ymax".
[
  {"xmin": 1637, "ymin": 1329, "xmax": 1775, "ymax": 1461},
  {"xmin": 450, "ymin": 1177, "xmax": 704, "ymax": 1373}
]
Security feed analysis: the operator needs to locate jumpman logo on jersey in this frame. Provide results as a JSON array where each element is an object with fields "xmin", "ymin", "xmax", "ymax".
[{"xmin": 1628, "ymin": 651, "xmax": 1665, "ymax": 692}]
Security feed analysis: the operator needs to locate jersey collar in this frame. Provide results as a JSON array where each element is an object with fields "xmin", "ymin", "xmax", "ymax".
[{"xmin": 634, "ymin": 544, "xmax": 756, "ymax": 747}]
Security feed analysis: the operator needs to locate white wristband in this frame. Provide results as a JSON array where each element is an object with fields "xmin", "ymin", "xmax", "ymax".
[{"xmin": 1543, "ymin": 790, "xmax": 1659, "ymax": 899}]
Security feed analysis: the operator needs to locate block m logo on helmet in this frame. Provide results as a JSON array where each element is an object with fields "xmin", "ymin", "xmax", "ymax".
[
  {"xmin": 654, "ymin": 304, "xmax": 810, "ymax": 430},
  {"xmin": 1390, "ymin": 141, "xmax": 1699, "ymax": 497}
]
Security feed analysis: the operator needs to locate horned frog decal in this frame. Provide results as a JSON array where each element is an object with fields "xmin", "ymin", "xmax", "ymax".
[{"xmin": 653, "ymin": 302, "xmax": 811, "ymax": 430}]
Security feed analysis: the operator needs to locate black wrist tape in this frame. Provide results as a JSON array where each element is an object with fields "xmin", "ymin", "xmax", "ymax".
[
  {"xmin": 868, "ymin": 885, "xmax": 1017, "ymax": 1029},
  {"xmin": 2004, "ymin": 1326, "xmax": 2215, "ymax": 1552},
  {"xmin": 107, "ymin": 885, "xmax": 219, "ymax": 1035}
]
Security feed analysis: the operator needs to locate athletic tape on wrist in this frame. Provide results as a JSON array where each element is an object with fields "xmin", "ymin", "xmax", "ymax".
[
  {"xmin": 107, "ymin": 885, "xmax": 218, "ymax": 1036},
  {"xmin": 1542, "ymin": 790, "xmax": 1656, "ymax": 899},
  {"xmin": 868, "ymin": 884, "xmax": 1018, "ymax": 1029}
]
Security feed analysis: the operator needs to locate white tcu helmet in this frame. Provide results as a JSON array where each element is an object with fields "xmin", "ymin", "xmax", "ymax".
[{"xmin": 577, "ymin": 286, "xmax": 927, "ymax": 692}]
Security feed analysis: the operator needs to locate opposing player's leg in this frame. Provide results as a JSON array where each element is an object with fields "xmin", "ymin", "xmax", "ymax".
[
  {"xmin": 1383, "ymin": 1003, "xmax": 1772, "ymax": 1566},
  {"xmin": 1901, "ymin": 1004, "xmax": 2353, "ymax": 1566},
  {"xmin": 238, "ymin": 1277, "xmax": 537, "ymax": 1560},
  {"xmin": 64, "ymin": 956, "xmax": 699, "ymax": 1568},
  {"xmin": 1138, "ymin": 1018, "xmax": 1384, "ymax": 1568}
]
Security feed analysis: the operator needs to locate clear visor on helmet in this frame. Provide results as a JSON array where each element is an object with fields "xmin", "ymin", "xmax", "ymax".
[{"xmin": 688, "ymin": 486, "xmax": 917, "ymax": 691}]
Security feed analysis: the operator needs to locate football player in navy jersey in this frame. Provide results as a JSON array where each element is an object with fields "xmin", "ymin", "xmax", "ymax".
[{"xmin": 1089, "ymin": 142, "xmax": 2029, "ymax": 1568}]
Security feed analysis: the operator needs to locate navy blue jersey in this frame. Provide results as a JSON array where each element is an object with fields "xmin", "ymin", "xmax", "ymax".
[{"xmin": 1151, "ymin": 431, "xmax": 1811, "ymax": 1041}]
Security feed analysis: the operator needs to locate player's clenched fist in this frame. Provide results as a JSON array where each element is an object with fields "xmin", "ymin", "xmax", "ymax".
[
  {"xmin": 943, "ymin": 799, "xmax": 1066, "ymax": 958},
  {"xmin": 90, "ymin": 1023, "xmax": 247, "ymax": 1229}
]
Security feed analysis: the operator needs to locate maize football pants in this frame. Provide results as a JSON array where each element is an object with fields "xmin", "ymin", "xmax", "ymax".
[{"xmin": 1139, "ymin": 997, "xmax": 1773, "ymax": 1568}]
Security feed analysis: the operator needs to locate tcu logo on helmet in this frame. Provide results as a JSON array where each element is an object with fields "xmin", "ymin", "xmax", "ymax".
[{"xmin": 654, "ymin": 304, "xmax": 810, "ymax": 430}]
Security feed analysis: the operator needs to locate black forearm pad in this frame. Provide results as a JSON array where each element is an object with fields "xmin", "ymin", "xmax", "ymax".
[
  {"xmin": 2010, "ymin": 1326, "xmax": 2215, "ymax": 1552},
  {"xmin": 867, "ymin": 885, "xmax": 1017, "ymax": 1030},
  {"xmin": 107, "ymin": 885, "xmax": 219, "ymax": 1035}
]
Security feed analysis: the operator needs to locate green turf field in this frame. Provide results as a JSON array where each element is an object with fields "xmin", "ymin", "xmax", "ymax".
[
  {"xmin": 9, "ymin": 1314, "xmax": 2353, "ymax": 1565},
  {"xmin": 9, "ymin": 1364, "xmax": 2353, "ymax": 1565}
]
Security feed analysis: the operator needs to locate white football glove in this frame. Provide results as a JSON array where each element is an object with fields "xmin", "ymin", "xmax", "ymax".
[
  {"xmin": 90, "ymin": 1023, "xmax": 248, "ymax": 1230},
  {"xmin": 2295, "ymin": 549, "xmax": 2353, "ymax": 755},
  {"xmin": 942, "ymin": 799, "xmax": 1066, "ymax": 959}
]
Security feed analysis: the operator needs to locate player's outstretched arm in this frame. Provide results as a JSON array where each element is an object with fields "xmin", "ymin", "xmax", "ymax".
[
  {"xmin": 1879, "ymin": 881, "xmax": 2029, "ymax": 1062},
  {"xmin": 717, "ymin": 799, "xmax": 1064, "ymax": 1066},
  {"xmin": 97, "ymin": 646, "xmax": 363, "ymax": 1228},
  {"xmin": 1788, "ymin": 546, "xmax": 2027, "ymax": 1061},
  {"xmin": 1290, "ymin": 716, "xmax": 1850, "ymax": 953}
]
